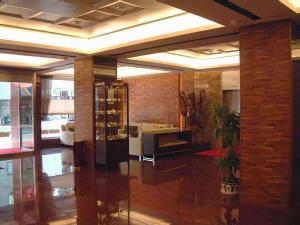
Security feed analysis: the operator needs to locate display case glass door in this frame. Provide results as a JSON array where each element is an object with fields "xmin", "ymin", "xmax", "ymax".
[{"xmin": 94, "ymin": 81, "xmax": 129, "ymax": 166}]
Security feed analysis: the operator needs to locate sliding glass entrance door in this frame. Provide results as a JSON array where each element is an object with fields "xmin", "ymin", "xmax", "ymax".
[
  {"xmin": 0, "ymin": 82, "xmax": 12, "ymax": 150},
  {"xmin": 0, "ymin": 82, "xmax": 33, "ymax": 153},
  {"xmin": 20, "ymin": 83, "xmax": 33, "ymax": 149}
]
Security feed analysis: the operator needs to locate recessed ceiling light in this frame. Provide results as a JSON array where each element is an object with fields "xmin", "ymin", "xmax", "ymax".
[
  {"xmin": 279, "ymin": 0, "xmax": 300, "ymax": 13},
  {"xmin": 115, "ymin": 5, "xmax": 126, "ymax": 10},
  {"xmin": 0, "ymin": 53, "xmax": 64, "ymax": 68}
]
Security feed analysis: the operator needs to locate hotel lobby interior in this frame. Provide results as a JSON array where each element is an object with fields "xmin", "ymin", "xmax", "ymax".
[{"xmin": 0, "ymin": 0, "xmax": 300, "ymax": 225}]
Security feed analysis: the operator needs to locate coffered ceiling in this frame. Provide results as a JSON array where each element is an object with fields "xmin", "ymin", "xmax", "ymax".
[
  {"xmin": 0, "ymin": 0, "xmax": 187, "ymax": 37},
  {"xmin": 0, "ymin": 0, "xmax": 299, "ymax": 72},
  {"xmin": 0, "ymin": 0, "xmax": 226, "ymax": 54},
  {"xmin": 169, "ymin": 41, "xmax": 239, "ymax": 59}
]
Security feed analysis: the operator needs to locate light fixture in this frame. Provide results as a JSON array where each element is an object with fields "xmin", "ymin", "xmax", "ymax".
[
  {"xmin": 129, "ymin": 52, "xmax": 240, "ymax": 70},
  {"xmin": 117, "ymin": 66, "xmax": 171, "ymax": 79},
  {"xmin": 45, "ymin": 68, "xmax": 75, "ymax": 76},
  {"xmin": 279, "ymin": 0, "xmax": 300, "ymax": 13},
  {"xmin": 0, "ymin": 53, "xmax": 64, "ymax": 68},
  {"xmin": 0, "ymin": 12, "xmax": 222, "ymax": 54},
  {"xmin": 292, "ymin": 48, "xmax": 300, "ymax": 58},
  {"xmin": 0, "ymin": 25, "xmax": 88, "ymax": 53},
  {"xmin": 89, "ymin": 13, "xmax": 223, "ymax": 52},
  {"xmin": 43, "ymin": 66, "xmax": 172, "ymax": 78}
]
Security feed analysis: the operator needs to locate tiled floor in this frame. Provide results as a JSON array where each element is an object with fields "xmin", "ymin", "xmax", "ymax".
[{"xmin": 0, "ymin": 148, "xmax": 238, "ymax": 225}]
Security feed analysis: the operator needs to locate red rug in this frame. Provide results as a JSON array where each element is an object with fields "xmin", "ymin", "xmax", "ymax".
[
  {"xmin": 194, "ymin": 149, "xmax": 226, "ymax": 158},
  {"xmin": 194, "ymin": 148, "xmax": 240, "ymax": 158},
  {"xmin": 0, "ymin": 148, "xmax": 23, "ymax": 155},
  {"xmin": 0, "ymin": 148, "xmax": 33, "ymax": 155}
]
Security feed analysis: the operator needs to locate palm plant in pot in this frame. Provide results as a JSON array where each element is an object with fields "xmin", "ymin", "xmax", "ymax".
[{"xmin": 211, "ymin": 100, "xmax": 240, "ymax": 195}]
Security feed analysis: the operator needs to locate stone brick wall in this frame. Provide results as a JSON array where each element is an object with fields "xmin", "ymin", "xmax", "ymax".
[
  {"xmin": 74, "ymin": 57, "xmax": 98, "ymax": 225},
  {"xmin": 240, "ymin": 20, "xmax": 292, "ymax": 211},
  {"xmin": 181, "ymin": 71, "xmax": 194, "ymax": 94},
  {"xmin": 74, "ymin": 57, "xmax": 95, "ymax": 170},
  {"xmin": 125, "ymin": 72, "xmax": 222, "ymax": 146},
  {"xmin": 125, "ymin": 74, "xmax": 180, "ymax": 126}
]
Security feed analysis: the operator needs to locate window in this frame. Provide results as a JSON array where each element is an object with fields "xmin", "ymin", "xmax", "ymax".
[
  {"xmin": 41, "ymin": 79, "xmax": 74, "ymax": 139},
  {"xmin": 223, "ymin": 90, "xmax": 240, "ymax": 113}
]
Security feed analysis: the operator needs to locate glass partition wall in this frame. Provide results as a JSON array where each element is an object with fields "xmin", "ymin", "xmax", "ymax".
[{"xmin": 0, "ymin": 82, "xmax": 33, "ymax": 153}]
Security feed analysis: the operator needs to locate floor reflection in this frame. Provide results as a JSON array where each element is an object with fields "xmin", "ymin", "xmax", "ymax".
[
  {"xmin": 0, "ymin": 149, "xmax": 239, "ymax": 225},
  {"xmin": 38, "ymin": 148, "xmax": 76, "ymax": 225},
  {"xmin": 0, "ymin": 156, "xmax": 37, "ymax": 224}
]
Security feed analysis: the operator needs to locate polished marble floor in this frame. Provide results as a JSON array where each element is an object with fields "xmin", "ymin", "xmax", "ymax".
[{"xmin": 0, "ymin": 148, "xmax": 238, "ymax": 225}]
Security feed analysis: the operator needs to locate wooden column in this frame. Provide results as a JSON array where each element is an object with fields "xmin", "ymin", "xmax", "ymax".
[
  {"xmin": 33, "ymin": 74, "xmax": 41, "ymax": 150},
  {"xmin": 74, "ymin": 56, "xmax": 118, "ymax": 224},
  {"xmin": 74, "ymin": 56, "xmax": 95, "ymax": 170},
  {"xmin": 292, "ymin": 60, "xmax": 300, "ymax": 225},
  {"xmin": 239, "ymin": 20, "xmax": 292, "ymax": 225},
  {"xmin": 74, "ymin": 56, "xmax": 97, "ymax": 225}
]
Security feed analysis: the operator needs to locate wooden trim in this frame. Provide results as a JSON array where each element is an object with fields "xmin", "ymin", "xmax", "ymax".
[
  {"xmin": 0, "ymin": 67, "xmax": 34, "ymax": 82},
  {"xmin": 0, "ymin": 43, "xmax": 80, "ymax": 57},
  {"xmin": 33, "ymin": 74, "xmax": 41, "ymax": 150},
  {"xmin": 36, "ymin": 63, "xmax": 73, "ymax": 75},
  {"xmin": 0, "ymin": 150, "xmax": 34, "ymax": 160},
  {"xmin": 178, "ymin": 73, "xmax": 183, "ymax": 131},
  {"xmin": 40, "ymin": 138, "xmax": 61, "ymax": 149},
  {"xmin": 115, "ymin": 33, "xmax": 239, "ymax": 59}
]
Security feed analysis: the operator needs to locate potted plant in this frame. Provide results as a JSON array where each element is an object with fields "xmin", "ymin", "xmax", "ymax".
[{"xmin": 211, "ymin": 100, "xmax": 240, "ymax": 195}]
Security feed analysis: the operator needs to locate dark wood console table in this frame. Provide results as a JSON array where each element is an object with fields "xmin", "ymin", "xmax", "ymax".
[{"xmin": 142, "ymin": 130, "xmax": 192, "ymax": 165}]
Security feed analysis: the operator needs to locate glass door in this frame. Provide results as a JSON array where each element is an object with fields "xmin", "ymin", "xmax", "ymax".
[
  {"xmin": 19, "ymin": 83, "xmax": 33, "ymax": 149},
  {"xmin": 0, "ymin": 82, "xmax": 33, "ymax": 153},
  {"xmin": 0, "ymin": 82, "xmax": 13, "ymax": 151}
]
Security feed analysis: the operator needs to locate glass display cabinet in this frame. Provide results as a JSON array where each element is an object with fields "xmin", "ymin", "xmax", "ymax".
[{"xmin": 94, "ymin": 81, "xmax": 129, "ymax": 166}]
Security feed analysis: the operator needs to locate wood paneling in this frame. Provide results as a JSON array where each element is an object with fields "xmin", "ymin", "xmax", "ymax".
[
  {"xmin": 292, "ymin": 60, "xmax": 300, "ymax": 225},
  {"xmin": 194, "ymin": 71, "xmax": 222, "ymax": 146},
  {"xmin": 33, "ymin": 74, "xmax": 41, "ymax": 150},
  {"xmin": 240, "ymin": 20, "xmax": 292, "ymax": 213}
]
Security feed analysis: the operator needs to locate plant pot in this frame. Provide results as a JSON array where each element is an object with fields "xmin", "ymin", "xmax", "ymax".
[{"xmin": 220, "ymin": 178, "xmax": 239, "ymax": 195}]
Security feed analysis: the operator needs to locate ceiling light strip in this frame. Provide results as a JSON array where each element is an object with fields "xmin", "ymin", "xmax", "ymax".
[
  {"xmin": 129, "ymin": 52, "xmax": 240, "ymax": 70},
  {"xmin": 0, "ymin": 12, "xmax": 222, "ymax": 54},
  {"xmin": 279, "ymin": 0, "xmax": 300, "ymax": 12},
  {"xmin": 89, "ymin": 13, "xmax": 223, "ymax": 52}
]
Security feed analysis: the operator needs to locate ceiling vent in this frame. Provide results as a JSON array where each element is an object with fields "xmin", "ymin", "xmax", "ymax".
[{"xmin": 214, "ymin": 0, "xmax": 261, "ymax": 20}]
